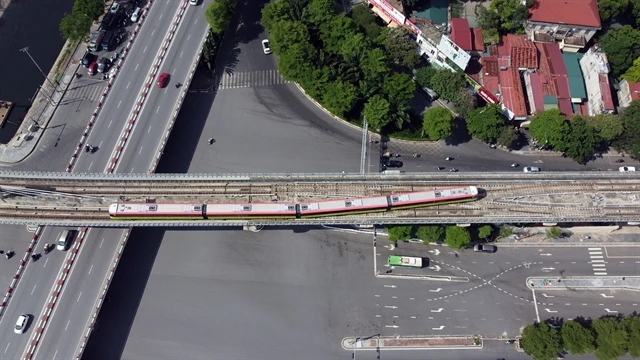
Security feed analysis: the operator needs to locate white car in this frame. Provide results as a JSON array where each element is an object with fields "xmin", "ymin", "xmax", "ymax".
[
  {"xmin": 523, "ymin": 166, "xmax": 541, "ymax": 173},
  {"xmin": 131, "ymin": 7, "xmax": 141, "ymax": 22},
  {"xmin": 261, "ymin": 39, "xmax": 271, "ymax": 54},
  {"xmin": 14, "ymin": 314, "xmax": 28, "ymax": 334},
  {"xmin": 189, "ymin": 0, "xmax": 198, "ymax": 5},
  {"xmin": 619, "ymin": 166, "xmax": 636, "ymax": 172},
  {"xmin": 110, "ymin": 2, "xmax": 120, "ymax": 14}
]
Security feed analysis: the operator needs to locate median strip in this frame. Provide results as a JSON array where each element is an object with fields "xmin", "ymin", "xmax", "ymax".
[
  {"xmin": 341, "ymin": 335, "xmax": 482, "ymax": 350},
  {"xmin": 527, "ymin": 276, "xmax": 640, "ymax": 291}
]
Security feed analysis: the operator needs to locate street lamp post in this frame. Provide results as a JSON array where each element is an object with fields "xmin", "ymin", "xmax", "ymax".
[{"xmin": 20, "ymin": 47, "xmax": 59, "ymax": 90}]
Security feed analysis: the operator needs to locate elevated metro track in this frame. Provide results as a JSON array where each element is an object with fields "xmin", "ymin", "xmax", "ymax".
[{"xmin": 0, "ymin": 171, "xmax": 639, "ymax": 226}]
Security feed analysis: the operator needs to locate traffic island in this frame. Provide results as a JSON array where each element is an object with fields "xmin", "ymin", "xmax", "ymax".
[
  {"xmin": 341, "ymin": 335, "xmax": 482, "ymax": 350},
  {"xmin": 526, "ymin": 276, "xmax": 640, "ymax": 291}
]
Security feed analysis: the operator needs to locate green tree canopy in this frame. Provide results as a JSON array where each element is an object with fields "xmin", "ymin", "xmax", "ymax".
[
  {"xmin": 278, "ymin": 43, "xmax": 316, "ymax": 81},
  {"xmin": 362, "ymin": 48, "xmax": 390, "ymax": 81},
  {"xmin": 564, "ymin": 115, "xmax": 599, "ymax": 164},
  {"xmin": 383, "ymin": 28, "xmax": 420, "ymax": 69},
  {"xmin": 624, "ymin": 315, "xmax": 640, "ymax": 357},
  {"xmin": 466, "ymin": 104, "xmax": 506, "ymax": 143},
  {"xmin": 59, "ymin": 12, "xmax": 92, "ymax": 41},
  {"xmin": 598, "ymin": 0, "xmax": 629, "ymax": 23},
  {"xmin": 497, "ymin": 126, "xmax": 519, "ymax": 149},
  {"xmin": 364, "ymin": 95, "xmax": 391, "ymax": 131},
  {"xmin": 620, "ymin": 100, "xmax": 640, "ymax": 159},
  {"xmin": 545, "ymin": 227, "xmax": 563, "ymax": 239},
  {"xmin": 562, "ymin": 320, "xmax": 595, "ymax": 355},
  {"xmin": 477, "ymin": 225, "xmax": 493, "ymax": 240},
  {"xmin": 445, "ymin": 226, "xmax": 471, "ymax": 249},
  {"xmin": 599, "ymin": 25, "xmax": 640, "ymax": 78},
  {"xmin": 320, "ymin": 15, "xmax": 358, "ymax": 54},
  {"xmin": 477, "ymin": 0, "xmax": 530, "ymax": 34},
  {"xmin": 270, "ymin": 20, "xmax": 311, "ymax": 55},
  {"xmin": 382, "ymin": 73, "xmax": 416, "ymax": 110},
  {"xmin": 429, "ymin": 70, "xmax": 467, "ymax": 101},
  {"xmin": 305, "ymin": 0, "xmax": 338, "ymax": 29},
  {"xmin": 521, "ymin": 323, "xmax": 563, "ymax": 360},
  {"xmin": 73, "ymin": 0, "xmax": 104, "ymax": 21},
  {"xmin": 622, "ymin": 56, "xmax": 640, "ymax": 83},
  {"xmin": 415, "ymin": 66, "xmax": 437, "ymax": 89},
  {"xmin": 322, "ymin": 81, "xmax": 358, "ymax": 117},
  {"xmin": 261, "ymin": 0, "xmax": 294, "ymax": 33},
  {"xmin": 592, "ymin": 317, "xmax": 629, "ymax": 360},
  {"xmin": 386, "ymin": 225, "xmax": 412, "ymax": 242},
  {"xmin": 416, "ymin": 225, "xmax": 443, "ymax": 243},
  {"xmin": 423, "ymin": 107, "xmax": 454, "ymax": 140},
  {"xmin": 351, "ymin": 4, "xmax": 383, "ymax": 41},
  {"xmin": 205, "ymin": 0, "xmax": 238, "ymax": 35},
  {"xmin": 529, "ymin": 109, "xmax": 570, "ymax": 151},
  {"xmin": 453, "ymin": 90, "xmax": 477, "ymax": 117},
  {"xmin": 584, "ymin": 114, "xmax": 624, "ymax": 142}
]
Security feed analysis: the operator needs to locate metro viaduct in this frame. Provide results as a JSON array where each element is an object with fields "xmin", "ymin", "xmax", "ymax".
[{"xmin": 0, "ymin": 171, "xmax": 639, "ymax": 226}]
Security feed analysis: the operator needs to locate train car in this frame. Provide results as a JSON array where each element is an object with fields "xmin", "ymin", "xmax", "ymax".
[
  {"xmin": 109, "ymin": 203, "xmax": 205, "ymax": 220},
  {"xmin": 390, "ymin": 186, "xmax": 478, "ymax": 209},
  {"xmin": 205, "ymin": 202, "xmax": 298, "ymax": 219},
  {"xmin": 299, "ymin": 196, "xmax": 390, "ymax": 218}
]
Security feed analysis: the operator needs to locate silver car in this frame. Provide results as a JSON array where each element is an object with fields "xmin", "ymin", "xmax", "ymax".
[
  {"xmin": 14, "ymin": 314, "xmax": 29, "ymax": 334},
  {"xmin": 474, "ymin": 244, "xmax": 497, "ymax": 253}
]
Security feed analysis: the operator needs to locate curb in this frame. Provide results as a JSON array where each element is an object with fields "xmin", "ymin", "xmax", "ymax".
[
  {"xmin": 0, "ymin": 226, "xmax": 44, "ymax": 319},
  {"xmin": 65, "ymin": 0, "xmax": 157, "ymax": 173},
  {"xmin": 22, "ymin": 228, "xmax": 88, "ymax": 360},
  {"xmin": 341, "ymin": 335, "xmax": 482, "ymax": 350}
]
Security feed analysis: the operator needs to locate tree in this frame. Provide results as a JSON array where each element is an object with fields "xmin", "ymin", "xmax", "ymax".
[
  {"xmin": 362, "ymin": 48, "xmax": 390, "ymax": 82},
  {"xmin": 382, "ymin": 73, "xmax": 416, "ymax": 110},
  {"xmin": 59, "ymin": 12, "xmax": 92, "ymax": 41},
  {"xmin": 585, "ymin": 114, "xmax": 624, "ymax": 142},
  {"xmin": 364, "ymin": 95, "xmax": 391, "ymax": 131},
  {"xmin": 383, "ymin": 28, "xmax": 420, "ymax": 69},
  {"xmin": 299, "ymin": 66, "xmax": 331, "ymax": 99},
  {"xmin": 499, "ymin": 226, "xmax": 513, "ymax": 238},
  {"xmin": 497, "ymin": 126, "xmax": 519, "ymax": 149},
  {"xmin": 529, "ymin": 109, "xmax": 570, "ymax": 151},
  {"xmin": 416, "ymin": 225, "xmax": 443, "ymax": 243},
  {"xmin": 261, "ymin": 0, "xmax": 294, "ymax": 32},
  {"xmin": 322, "ymin": 81, "xmax": 358, "ymax": 117},
  {"xmin": 319, "ymin": 15, "xmax": 358, "ymax": 54},
  {"xmin": 520, "ymin": 323, "xmax": 563, "ymax": 360},
  {"xmin": 445, "ymin": 226, "xmax": 471, "ymax": 249},
  {"xmin": 598, "ymin": 0, "xmax": 629, "ymax": 23},
  {"xmin": 620, "ymin": 100, "xmax": 640, "ymax": 159},
  {"xmin": 423, "ymin": 107, "xmax": 454, "ymax": 140},
  {"xmin": 205, "ymin": 0, "xmax": 237, "ymax": 35},
  {"xmin": 564, "ymin": 115, "xmax": 598, "ymax": 164},
  {"xmin": 351, "ymin": 4, "xmax": 382, "ymax": 41},
  {"xmin": 631, "ymin": 0, "xmax": 640, "ymax": 27},
  {"xmin": 415, "ymin": 66, "xmax": 437, "ymax": 89},
  {"xmin": 305, "ymin": 0, "xmax": 338, "ymax": 29},
  {"xmin": 622, "ymin": 56, "xmax": 640, "ymax": 83},
  {"xmin": 545, "ymin": 227, "xmax": 563, "ymax": 239},
  {"xmin": 269, "ymin": 20, "xmax": 311, "ymax": 55},
  {"xmin": 562, "ymin": 320, "xmax": 595, "ymax": 355},
  {"xmin": 429, "ymin": 70, "xmax": 467, "ymax": 101},
  {"xmin": 453, "ymin": 90, "xmax": 477, "ymax": 117},
  {"xmin": 278, "ymin": 43, "xmax": 316, "ymax": 81},
  {"xmin": 623, "ymin": 315, "xmax": 640, "ymax": 357},
  {"xmin": 488, "ymin": 0, "xmax": 531, "ymax": 33},
  {"xmin": 599, "ymin": 25, "xmax": 640, "ymax": 78},
  {"xmin": 476, "ymin": 4, "xmax": 500, "ymax": 30},
  {"xmin": 386, "ymin": 225, "xmax": 412, "ymax": 242},
  {"xmin": 72, "ymin": 0, "xmax": 104, "ymax": 21},
  {"xmin": 477, "ymin": 225, "xmax": 493, "ymax": 240},
  {"xmin": 466, "ymin": 104, "xmax": 505, "ymax": 143},
  {"xmin": 592, "ymin": 317, "xmax": 629, "ymax": 360}
]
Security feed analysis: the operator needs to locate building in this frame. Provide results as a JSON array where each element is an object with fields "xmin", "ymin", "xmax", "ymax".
[
  {"xmin": 617, "ymin": 79, "xmax": 640, "ymax": 108},
  {"xmin": 526, "ymin": 0, "xmax": 601, "ymax": 52},
  {"xmin": 579, "ymin": 45, "xmax": 615, "ymax": 116},
  {"xmin": 449, "ymin": 18, "xmax": 484, "ymax": 58}
]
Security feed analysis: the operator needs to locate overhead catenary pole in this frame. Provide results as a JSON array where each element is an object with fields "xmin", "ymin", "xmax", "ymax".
[
  {"xmin": 20, "ymin": 47, "xmax": 59, "ymax": 91},
  {"xmin": 360, "ymin": 117, "xmax": 368, "ymax": 174}
]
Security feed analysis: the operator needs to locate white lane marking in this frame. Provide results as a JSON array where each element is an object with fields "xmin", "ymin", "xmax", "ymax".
[
  {"xmin": 187, "ymin": 34, "xmax": 191, "ymax": 41},
  {"xmin": 590, "ymin": 256, "xmax": 603, "ymax": 259},
  {"xmin": 117, "ymin": 100, "xmax": 122, "ymax": 108},
  {"xmin": 53, "ymin": 350, "xmax": 57, "ymax": 360},
  {"xmin": 130, "ymin": 168, "xmax": 135, "ymax": 173},
  {"xmin": 126, "ymin": 81, "xmax": 131, "ymax": 89},
  {"xmin": 375, "ymin": 315, "xmax": 381, "ymax": 318},
  {"xmin": 99, "ymin": 238, "xmax": 105, "ymax": 248},
  {"xmin": 601, "ymin": 294, "xmax": 614, "ymax": 298},
  {"xmin": 139, "ymin": 146, "xmax": 144, "ymax": 155},
  {"xmin": 156, "ymin": 106, "xmax": 160, "ymax": 113},
  {"xmin": 604, "ymin": 308, "xmax": 617, "ymax": 313},
  {"xmin": 88, "ymin": 264, "xmax": 93, "ymax": 275},
  {"xmin": 384, "ymin": 285, "xmax": 397, "ymax": 288},
  {"xmin": 431, "ymin": 308, "xmax": 444, "ymax": 313},
  {"xmin": 159, "ymin": 14, "xmax": 163, "ymax": 20},
  {"xmin": 385, "ymin": 325, "xmax": 399, "ymax": 328},
  {"xmin": 5, "ymin": 342, "xmax": 11, "ymax": 354},
  {"xmin": 544, "ymin": 309, "xmax": 558, "ymax": 313},
  {"xmin": 43, "ymin": 258, "xmax": 49, "ymax": 268},
  {"xmin": 88, "ymin": 162, "xmax": 94, "ymax": 171},
  {"xmin": 591, "ymin": 260, "xmax": 605, "ymax": 263},
  {"xmin": 31, "ymin": 284, "xmax": 37, "ymax": 295},
  {"xmin": 77, "ymin": 292, "xmax": 82, "ymax": 302},
  {"xmin": 384, "ymin": 305, "xmax": 397, "ymax": 309},
  {"xmin": 432, "ymin": 325, "xmax": 445, "ymax": 330},
  {"xmin": 151, "ymin": 29, "xmax": 156, "ymax": 36},
  {"xmin": 588, "ymin": 248, "xmax": 602, "ymax": 250},
  {"xmin": 108, "ymin": 120, "xmax": 113, "ymax": 128},
  {"xmin": 429, "ymin": 288, "xmax": 442, "ymax": 292},
  {"xmin": 589, "ymin": 252, "xmax": 603, "ymax": 255},
  {"xmin": 594, "ymin": 272, "xmax": 608, "ymax": 275},
  {"xmin": 532, "ymin": 290, "xmax": 541, "ymax": 322},
  {"xmin": 180, "ymin": 51, "xmax": 183, "ymax": 58},
  {"xmin": 143, "ymin": 46, "xmax": 148, "ymax": 53},
  {"xmin": 135, "ymin": 64, "xmax": 139, "ymax": 71},
  {"xmin": 541, "ymin": 293, "xmax": 554, "ymax": 298},
  {"xmin": 65, "ymin": 320, "xmax": 71, "ymax": 330},
  {"xmin": 592, "ymin": 264, "xmax": 606, "ymax": 267},
  {"xmin": 147, "ymin": 126, "xmax": 152, "ymax": 134}
]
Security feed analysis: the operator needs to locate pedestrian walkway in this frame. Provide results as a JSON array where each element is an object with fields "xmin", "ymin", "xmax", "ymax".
[
  {"xmin": 526, "ymin": 276, "xmax": 640, "ymax": 291},
  {"xmin": 215, "ymin": 69, "xmax": 291, "ymax": 90},
  {"xmin": 342, "ymin": 335, "xmax": 481, "ymax": 350},
  {"xmin": 587, "ymin": 247, "xmax": 608, "ymax": 276},
  {"xmin": 63, "ymin": 79, "xmax": 108, "ymax": 104}
]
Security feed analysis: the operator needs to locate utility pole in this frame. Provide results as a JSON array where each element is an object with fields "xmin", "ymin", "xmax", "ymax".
[
  {"xmin": 360, "ymin": 117, "xmax": 368, "ymax": 174},
  {"xmin": 20, "ymin": 47, "xmax": 59, "ymax": 90}
]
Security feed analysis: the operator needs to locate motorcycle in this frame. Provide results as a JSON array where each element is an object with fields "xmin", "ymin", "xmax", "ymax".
[
  {"xmin": 445, "ymin": 157, "xmax": 453, "ymax": 161},
  {"xmin": 412, "ymin": 153, "xmax": 420, "ymax": 158},
  {"xmin": 615, "ymin": 159, "xmax": 624, "ymax": 163},
  {"xmin": 449, "ymin": 168, "xmax": 458, "ymax": 172},
  {"xmin": 511, "ymin": 163, "xmax": 519, "ymax": 168},
  {"xmin": 208, "ymin": 138, "xmax": 215, "ymax": 145}
]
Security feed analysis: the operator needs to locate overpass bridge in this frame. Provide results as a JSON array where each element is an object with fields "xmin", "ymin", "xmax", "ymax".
[{"xmin": 1, "ymin": 171, "xmax": 639, "ymax": 226}]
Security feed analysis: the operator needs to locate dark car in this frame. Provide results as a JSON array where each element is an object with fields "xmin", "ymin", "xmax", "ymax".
[
  {"xmin": 381, "ymin": 157, "xmax": 403, "ymax": 168},
  {"xmin": 81, "ymin": 52, "xmax": 96, "ymax": 68},
  {"xmin": 474, "ymin": 244, "xmax": 497, "ymax": 253},
  {"xmin": 87, "ymin": 62, "xmax": 98, "ymax": 76},
  {"xmin": 97, "ymin": 58, "xmax": 110, "ymax": 73}
]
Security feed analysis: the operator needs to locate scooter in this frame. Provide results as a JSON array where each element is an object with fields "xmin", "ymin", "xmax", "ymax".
[
  {"xmin": 412, "ymin": 153, "xmax": 420, "ymax": 158},
  {"xmin": 449, "ymin": 168, "xmax": 458, "ymax": 172},
  {"xmin": 511, "ymin": 163, "xmax": 519, "ymax": 168},
  {"xmin": 208, "ymin": 138, "xmax": 215, "ymax": 145},
  {"xmin": 85, "ymin": 145, "xmax": 91, "ymax": 153},
  {"xmin": 445, "ymin": 157, "xmax": 453, "ymax": 161},
  {"xmin": 44, "ymin": 244, "xmax": 52, "ymax": 254},
  {"xmin": 615, "ymin": 159, "xmax": 624, "ymax": 163}
]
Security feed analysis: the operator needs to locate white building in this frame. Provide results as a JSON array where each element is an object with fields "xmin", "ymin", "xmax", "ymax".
[{"xmin": 579, "ymin": 45, "xmax": 615, "ymax": 116}]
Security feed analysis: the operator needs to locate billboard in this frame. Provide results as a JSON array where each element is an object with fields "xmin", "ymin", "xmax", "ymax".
[
  {"xmin": 367, "ymin": 0, "xmax": 406, "ymax": 25},
  {"xmin": 438, "ymin": 35, "xmax": 471, "ymax": 71}
]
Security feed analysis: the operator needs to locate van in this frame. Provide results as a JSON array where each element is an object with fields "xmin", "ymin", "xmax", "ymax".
[
  {"xmin": 382, "ymin": 170, "xmax": 404, "ymax": 174},
  {"xmin": 88, "ymin": 30, "xmax": 105, "ymax": 52},
  {"xmin": 101, "ymin": 31, "xmax": 114, "ymax": 52},
  {"xmin": 131, "ymin": 7, "xmax": 142, "ymax": 22},
  {"xmin": 56, "ymin": 230, "xmax": 76, "ymax": 251},
  {"xmin": 523, "ymin": 166, "xmax": 541, "ymax": 173}
]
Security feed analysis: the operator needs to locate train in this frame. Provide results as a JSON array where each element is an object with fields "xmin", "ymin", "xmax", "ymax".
[{"xmin": 109, "ymin": 186, "xmax": 479, "ymax": 220}]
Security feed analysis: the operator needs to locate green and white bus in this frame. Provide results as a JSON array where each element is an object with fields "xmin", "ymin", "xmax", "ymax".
[{"xmin": 387, "ymin": 255, "xmax": 424, "ymax": 268}]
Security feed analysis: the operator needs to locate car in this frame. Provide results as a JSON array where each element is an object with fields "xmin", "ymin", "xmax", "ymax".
[
  {"xmin": 110, "ymin": 2, "xmax": 120, "ymax": 14},
  {"xmin": 87, "ymin": 62, "xmax": 98, "ymax": 76},
  {"xmin": 14, "ymin": 314, "xmax": 28, "ymax": 334},
  {"xmin": 474, "ymin": 244, "xmax": 497, "ymax": 253},
  {"xmin": 381, "ymin": 158, "xmax": 403, "ymax": 168},
  {"xmin": 56, "ymin": 230, "xmax": 77, "ymax": 251},
  {"xmin": 189, "ymin": 0, "xmax": 198, "ymax": 4},
  {"xmin": 97, "ymin": 58, "xmax": 110, "ymax": 73},
  {"xmin": 81, "ymin": 52, "xmax": 96, "ymax": 68},
  {"xmin": 156, "ymin": 72, "xmax": 170, "ymax": 88},
  {"xmin": 261, "ymin": 39, "xmax": 271, "ymax": 54},
  {"xmin": 131, "ymin": 7, "xmax": 141, "ymax": 22},
  {"xmin": 619, "ymin": 166, "xmax": 636, "ymax": 172},
  {"xmin": 523, "ymin": 166, "xmax": 541, "ymax": 173}
]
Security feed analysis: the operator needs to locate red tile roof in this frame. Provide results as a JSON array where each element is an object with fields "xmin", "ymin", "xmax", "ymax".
[
  {"xmin": 529, "ymin": 0, "xmax": 601, "ymax": 28},
  {"xmin": 499, "ymin": 66, "xmax": 528, "ymax": 117},
  {"xmin": 578, "ymin": 102, "xmax": 589, "ymax": 116},
  {"xmin": 546, "ymin": 42, "xmax": 567, "ymax": 76},
  {"xmin": 487, "ymin": 45, "xmax": 499, "ymax": 57},
  {"xmin": 528, "ymin": 72, "xmax": 545, "ymax": 113},
  {"xmin": 628, "ymin": 82, "xmax": 640, "ymax": 101},
  {"xmin": 451, "ymin": 18, "xmax": 472, "ymax": 51},
  {"xmin": 558, "ymin": 98, "xmax": 574, "ymax": 117},
  {"xmin": 599, "ymin": 73, "xmax": 615, "ymax": 111},
  {"xmin": 535, "ymin": 43, "xmax": 558, "ymax": 96},
  {"xmin": 507, "ymin": 34, "xmax": 538, "ymax": 69},
  {"xmin": 481, "ymin": 57, "xmax": 500, "ymax": 95},
  {"xmin": 471, "ymin": 28, "xmax": 484, "ymax": 52},
  {"xmin": 497, "ymin": 36, "xmax": 510, "ymax": 57}
]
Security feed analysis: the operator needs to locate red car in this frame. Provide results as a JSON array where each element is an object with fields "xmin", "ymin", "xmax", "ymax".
[
  {"xmin": 87, "ymin": 62, "xmax": 98, "ymax": 76},
  {"xmin": 156, "ymin": 72, "xmax": 170, "ymax": 88}
]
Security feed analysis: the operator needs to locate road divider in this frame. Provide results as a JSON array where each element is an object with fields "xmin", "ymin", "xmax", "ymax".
[
  {"xmin": 527, "ymin": 276, "xmax": 640, "ymax": 291},
  {"xmin": 341, "ymin": 335, "xmax": 482, "ymax": 350}
]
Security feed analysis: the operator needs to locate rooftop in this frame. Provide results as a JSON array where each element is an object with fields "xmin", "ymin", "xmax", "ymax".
[
  {"xmin": 623, "ymin": 80, "xmax": 640, "ymax": 102},
  {"xmin": 481, "ymin": 57, "xmax": 500, "ymax": 95},
  {"xmin": 499, "ymin": 66, "xmax": 528, "ymax": 117},
  {"xmin": 413, "ymin": 0, "xmax": 448, "ymax": 26},
  {"xmin": 598, "ymin": 73, "xmax": 615, "ymax": 111},
  {"xmin": 529, "ymin": 0, "xmax": 601, "ymax": 28},
  {"xmin": 450, "ymin": 18, "xmax": 472, "ymax": 51},
  {"xmin": 562, "ymin": 52, "xmax": 587, "ymax": 100},
  {"xmin": 507, "ymin": 34, "xmax": 538, "ymax": 69},
  {"xmin": 472, "ymin": 28, "xmax": 484, "ymax": 52}
]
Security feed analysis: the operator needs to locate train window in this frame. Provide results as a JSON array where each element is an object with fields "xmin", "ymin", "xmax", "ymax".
[
  {"xmin": 300, "ymin": 204, "xmax": 309, "ymax": 211},
  {"xmin": 434, "ymin": 192, "xmax": 441, "ymax": 198},
  {"xmin": 193, "ymin": 205, "xmax": 202, "ymax": 211},
  {"xmin": 147, "ymin": 205, "xmax": 158, "ymax": 211},
  {"xmin": 242, "ymin": 205, "xmax": 252, "ymax": 211},
  {"xmin": 391, "ymin": 196, "xmax": 399, "ymax": 203},
  {"xmin": 345, "ymin": 201, "xmax": 353, "ymax": 207},
  {"xmin": 287, "ymin": 205, "xmax": 296, "ymax": 211}
]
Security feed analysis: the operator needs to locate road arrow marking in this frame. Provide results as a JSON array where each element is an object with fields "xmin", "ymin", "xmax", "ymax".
[
  {"xmin": 540, "ymin": 253, "xmax": 552, "ymax": 256},
  {"xmin": 431, "ymin": 308, "xmax": 444, "ymax": 313},
  {"xmin": 429, "ymin": 265, "xmax": 441, "ymax": 271},
  {"xmin": 384, "ymin": 305, "xmax": 398, "ymax": 309},
  {"xmin": 541, "ymin": 294, "xmax": 555, "ymax": 298},
  {"xmin": 542, "ymin": 267, "xmax": 555, "ymax": 272},
  {"xmin": 384, "ymin": 285, "xmax": 397, "ymax": 288},
  {"xmin": 432, "ymin": 325, "xmax": 445, "ymax": 330},
  {"xmin": 604, "ymin": 308, "xmax": 618, "ymax": 313},
  {"xmin": 544, "ymin": 309, "xmax": 558, "ymax": 313},
  {"xmin": 429, "ymin": 288, "xmax": 442, "ymax": 292},
  {"xmin": 600, "ymin": 294, "xmax": 614, "ymax": 298},
  {"xmin": 428, "ymin": 249, "xmax": 440, "ymax": 255},
  {"xmin": 385, "ymin": 325, "xmax": 399, "ymax": 328}
]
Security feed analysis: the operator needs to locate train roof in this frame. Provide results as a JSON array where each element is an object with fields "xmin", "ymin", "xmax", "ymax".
[
  {"xmin": 205, "ymin": 202, "xmax": 297, "ymax": 214},
  {"xmin": 299, "ymin": 196, "xmax": 388, "ymax": 213}
]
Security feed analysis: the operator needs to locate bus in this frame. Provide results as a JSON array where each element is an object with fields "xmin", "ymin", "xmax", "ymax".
[{"xmin": 387, "ymin": 255, "xmax": 424, "ymax": 268}]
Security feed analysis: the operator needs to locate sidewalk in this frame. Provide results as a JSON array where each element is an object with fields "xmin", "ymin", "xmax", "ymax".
[
  {"xmin": 526, "ymin": 276, "xmax": 640, "ymax": 291},
  {"xmin": 341, "ymin": 335, "xmax": 481, "ymax": 350}
]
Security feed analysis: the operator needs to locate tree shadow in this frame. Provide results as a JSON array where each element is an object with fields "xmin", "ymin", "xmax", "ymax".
[
  {"xmin": 234, "ymin": 0, "xmax": 269, "ymax": 45},
  {"xmin": 444, "ymin": 116, "xmax": 472, "ymax": 146}
]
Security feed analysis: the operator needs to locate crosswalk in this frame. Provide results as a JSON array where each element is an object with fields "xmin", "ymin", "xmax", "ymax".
[
  {"xmin": 215, "ymin": 69, "xmax": 291, "ymax": 90},
  {"xmin": 64, "ymin": 80, "xmax": 108, "ymax": 103},
  {"xmin": 588, "ymin": 247, "xmax": 607, "ymax": 275}
]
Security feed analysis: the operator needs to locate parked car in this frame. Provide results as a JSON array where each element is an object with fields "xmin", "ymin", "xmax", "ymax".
[
  {"xmin": 14, "ymin": 314, "xmax": 29, "ymax": 334},
  {"xmin": 131, "ymin": 7, "xmax": 141, "ymax": 22},
  {"xmin": 619, "ymin": 166, "xmax": 636, "ymax": 172},
  {"xmin": 189, "ymin": 0, "xmax": 198, "ymax": 4},
  {"xmin": 87, "ymin": 62, "xmax": 98, "ymax": 76},
  {"xmin": 81, "ymin": 52, "xmax": 96, "ymax": 68},
  {"xmin": 261, "ymin": 39, "xmax": 271, "ymax": 54},
  {"xmin": 110, "ymin": 2, "xmax": 120, "ymax": 14},
  {"xmin": 474, "ymin": 244, "xmax": 497, "ymax": 253},
  {"xmin": 97, "ymin": 58, "xmax": 110, "ymax": 73},
  {"xmin": 381, "ymin": 157, "xmax": 403, "ymax": 168},
  {"xmin": 156, "ymin": 72, "xmax": 170, "ymax": 88}
]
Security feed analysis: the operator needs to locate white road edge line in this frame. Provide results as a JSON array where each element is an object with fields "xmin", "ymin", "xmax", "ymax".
[{"xmin": 531, "ymin": 289, "xmax": 540, "ymax": 323}]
